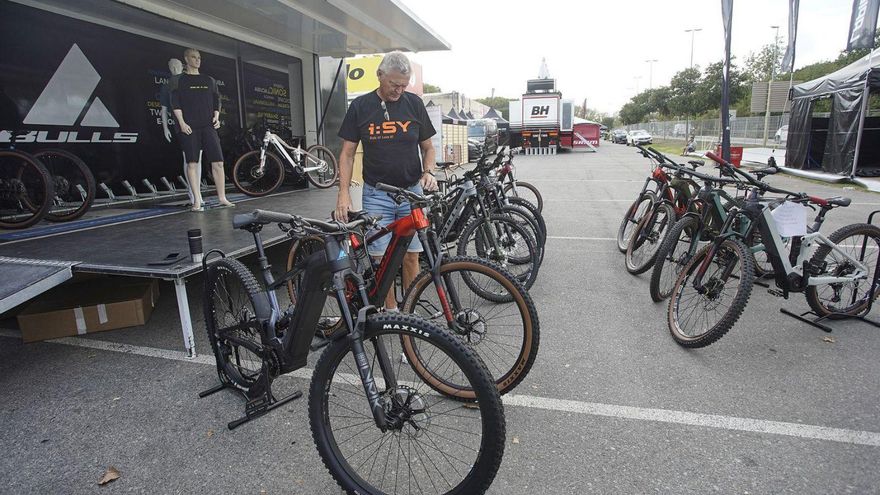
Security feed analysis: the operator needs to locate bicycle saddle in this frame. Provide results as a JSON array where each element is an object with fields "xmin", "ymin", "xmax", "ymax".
[
  {"xmin": 809, "ymin": 196, "xmax": 851, "ymax": 208},
  {"xmin": 751, "ymin": 166, "xmax": 779, "ymax": 178},
  {"xmin": 435, "ymin": 161, "xmax": 456, "ymax": 170},
  {"xmin": 688, "ymin": 160, "xmax": 705, "ymax": 168}
]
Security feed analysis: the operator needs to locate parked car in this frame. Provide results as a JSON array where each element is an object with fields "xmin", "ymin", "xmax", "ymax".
[
  {"xmin": 774, "ymin": 124, "xmax": 788, "ymax": 144},
  {"xmin": 468, "ymin": 118, "xmax": 499, "ymax": 160},
  {"xmin": 610, "ymin": 129, "xmax": 628, "ymax": 144},
  {"xmin": 627, "ymin": 129, "xmax": 653, "ymax": 146}
]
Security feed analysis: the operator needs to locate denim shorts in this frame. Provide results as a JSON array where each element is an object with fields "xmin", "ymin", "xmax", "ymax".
[{"xmin": 362, "ymin": 182, "xmax": 424, "ymax": 256}]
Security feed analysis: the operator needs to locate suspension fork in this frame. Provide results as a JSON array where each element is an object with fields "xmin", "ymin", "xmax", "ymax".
[
  {"xmin": 692, "ymin": 212, "xmax": 740, "ymax": 292},
  {"xmin": 418, "ymin": 229, "xmax": 457, "ymax": 323},
  {"xmin": 334, "ymin": 273, "xmax": 392, "ymax": 430},
  {"xmin": 470, "ymin": 195, "xmax": 506, "ymax": 259},
  {"xmin": 258, "ymin": 133, "xmax": 269, "ymax": 170}
]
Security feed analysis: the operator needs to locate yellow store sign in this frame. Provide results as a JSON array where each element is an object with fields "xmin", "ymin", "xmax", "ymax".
[{"xmin": 345, "ymin": 55, "xmax": 423, "ymax": 96}]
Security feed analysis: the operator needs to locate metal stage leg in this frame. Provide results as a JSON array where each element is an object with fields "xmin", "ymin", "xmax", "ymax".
[{"xmin": 173, "ymin": 278, "xmax": 197, "ymax": 357}]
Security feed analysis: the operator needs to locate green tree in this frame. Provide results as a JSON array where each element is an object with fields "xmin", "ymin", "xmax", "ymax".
[
  {"xmin": 743, "ymin": 36, "xmax": 784, "ymax": 83},
  {"xmin": 423, "ymin": 83, "xmax": 442, "ymax": 93},
  {"xmin": 667, "ymin": 67, "xmax": 702, "ymax": 118},
  {"xmin": 696, "ymin": 60, "xmax": 748, "ymax": 115},
  {"xmin": 601, "ymin": 116, "xmax": 616, "ymax": 129}
]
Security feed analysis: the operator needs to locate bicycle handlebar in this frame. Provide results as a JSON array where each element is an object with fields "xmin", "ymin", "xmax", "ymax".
[{"xmin": 233, "ymin": 209, "xmax": 381, "ymax": 233}]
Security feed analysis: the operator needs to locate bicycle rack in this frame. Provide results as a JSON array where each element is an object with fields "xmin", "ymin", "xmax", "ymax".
[
  {"xmin": 97, "ymin": 182, "xmax": 116, "ymax": 202},
  {"xmin": 121, "ymin": 180, "xmax": 138, "ymax": 198},
  {"xmin": 141, "ymin": 178, "xmax": 160, "ymax": 196},
  {"xmin": 779, "ymin": 209, "xmax": 880, "ymax": 333},
  {"xmin": 159, "ymin": 176, "xmax": 176, "ymax": 193},
  {"xmin": 177, "ymin": 175, "xmax": 189, "ymax": 191}
]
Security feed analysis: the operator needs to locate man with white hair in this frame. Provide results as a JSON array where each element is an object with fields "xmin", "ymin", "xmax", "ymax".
[{"xmin": 335, "ymin": 51, "xmax": 437, "ymax": 311}]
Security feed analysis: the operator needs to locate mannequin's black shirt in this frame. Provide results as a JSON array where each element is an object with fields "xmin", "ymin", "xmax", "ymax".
[
  {"xmin": 338, "ymin": 91, "xmax": 435, "ymax": 187},
  {"xmin": 170, "ymin": 73, "xmax": 221, "ymax": 128}
]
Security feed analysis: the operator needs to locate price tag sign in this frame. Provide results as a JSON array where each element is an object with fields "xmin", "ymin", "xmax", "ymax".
[{"xmin": 771, "ymin": 201, "xmax": 808, "ymax": 237}]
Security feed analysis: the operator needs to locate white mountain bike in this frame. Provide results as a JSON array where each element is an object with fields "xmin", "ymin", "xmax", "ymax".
[{"xmin": 232, "ymin": 130, "xmax": 339, "ymax": 196}]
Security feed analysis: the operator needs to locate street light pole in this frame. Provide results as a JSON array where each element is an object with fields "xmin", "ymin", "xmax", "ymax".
[
  {"xmin": 684, "ymin": 28, "xmax": 702, "ymax": 144},
  {"xmin": 762, "ymin": 25, "xmax": 780, "ymax": 147},
  {"xmin": 645, "ymin": 59, "xmax": 658, "ymax": 89}
]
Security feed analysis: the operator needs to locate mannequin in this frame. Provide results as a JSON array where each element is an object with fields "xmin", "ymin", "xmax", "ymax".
[
  {"xmin": 159, "ymin": 58, "xmax": 201, "ymax": 205},
  {"xmin": 170, "ymin": 48, "xmax": 234, "ymax": 211}
]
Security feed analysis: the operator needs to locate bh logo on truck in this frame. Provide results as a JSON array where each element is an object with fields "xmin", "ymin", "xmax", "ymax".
[
  {"xmin": 530, "ymin": 106, "xmax": 550, "ymax": 118},
  {"xmin": 1, "ymin": 44, "xmax": 138, "ymax": 144}
]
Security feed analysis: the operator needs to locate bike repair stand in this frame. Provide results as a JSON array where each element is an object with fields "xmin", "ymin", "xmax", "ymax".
[
  {"xmin": 196, "ymin": 251, "xmax": 302, "ymax": 430},
  {"xmin": 779, "ymin": 209, "xmax": 880, "ymax": 333}
]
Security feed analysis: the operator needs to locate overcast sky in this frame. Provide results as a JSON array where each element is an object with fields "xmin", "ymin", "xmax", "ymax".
[{"xmin": 398, "ymin": 0, "xmax": 852, "ymax": 115}]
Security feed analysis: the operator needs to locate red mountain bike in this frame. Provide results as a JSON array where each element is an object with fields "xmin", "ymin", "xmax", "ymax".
[{"xmin": 286, "ymin": 184, "xmax": 540, "ymax": 396}]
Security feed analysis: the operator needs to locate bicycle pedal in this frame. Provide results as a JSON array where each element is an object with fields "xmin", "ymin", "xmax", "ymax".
[{"xmin": 767, "ymin": 288, "xmax": 785, "ymax": 298}]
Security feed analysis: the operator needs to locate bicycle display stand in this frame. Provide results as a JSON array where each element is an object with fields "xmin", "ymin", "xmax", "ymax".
[
  {"xmin": 779, "ymin": 209, "xmax": 880, "ymax": 333},
  {"xmin": 196, "ymin": 252, "xmax": 302, "ymax": 430},
  {"xmin": 198, "ymin": 367, "xmax": 302, "ymax": 430}
]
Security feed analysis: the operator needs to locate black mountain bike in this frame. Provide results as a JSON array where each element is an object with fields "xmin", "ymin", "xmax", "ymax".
[
  {"xmin": 201, "ymin": 209, "xmax": 505, "ymax": 495},
  {"xmin": 0, "ymin": 141, "xmax": 53, "ymax": 229}
]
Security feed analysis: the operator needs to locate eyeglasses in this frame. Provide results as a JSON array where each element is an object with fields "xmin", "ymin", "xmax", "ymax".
[{"xmin": 380, "ymin": 100, "xmax": 389, "ymax": 121}]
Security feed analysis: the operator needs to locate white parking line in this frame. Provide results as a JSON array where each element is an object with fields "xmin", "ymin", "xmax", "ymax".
[
  {"xmin": 548, "ymin": 236, "xmax": 616, "ymax": 241},
  {"xmin": 3, "ymin": 330, "xmax": 879, "ymax": 448},
  {"xmin": 503, "ymin": 394, "xmax": 880, "ymax": 448},
  {"xmin": 524, "ymin": 179, "xmax": 643, "ymax": 183},
  {"xmin": 545, "ymin": 199, "xmax": 633, "ymax": 202}
]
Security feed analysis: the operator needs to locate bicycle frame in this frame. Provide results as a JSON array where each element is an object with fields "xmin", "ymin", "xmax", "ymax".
[
  {"xmin": 237, "ymin": 224, "xmax": 396, "ymax": 428},
  {"xmin": 692, "ymin": 199, "xmax": 869, "ymax": 296},
  {"xmin": 752, "ymin": 205, "xmax": 869, "ymax": 289},
  {"xmin": 259, "ymin": 130, "xmax": 326, "ymax": 175},
  {"xmin": 363, "ymin": 206, "xmax": 459, "ymax": 323}
]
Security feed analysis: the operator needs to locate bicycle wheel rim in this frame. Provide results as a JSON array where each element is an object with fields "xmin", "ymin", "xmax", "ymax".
[
  {"xmin": 669, "ymin": 240, "xmax": 751, "ymax": 344},
  {"xmin": 35, "ymin": 149, "xmax": 95, "ymax": 222},
  {"xmin": 809, "ymin": 230, "xmax": 880, "ymax": 316},
  {"xmin": 402, "ymin": 259, "xmax": 537, "ymax": 395},
  {"xmin": 459, "ymin": 217, "xmax": 537, "ymax": 287},
  {"xmin": 626, "ymin": 203, "xmax": 675, "ymax": 274},
  {"xmin": 305, "ymin": 145, "xmax": 338, "ymax": 188},
  {"xmin": 654, "ymin": 217, "xmax": 700, "ymax": 301},
  {"xmin": 0, "ymin": 151, "xmax": 52, "ymax": 229},
  {"xmin": 311, "ymin": 317, "xmax": 503, "ymax": 495},
  {"xmin": 617, "ymin": 193, "xmax": 654, "ymax": 252},
  {"xmin": 232, "ymin": 151, "xmax": 284, "ymax": 196},
  {"xmin": 206, "ymin": 263, "xmax": 263, "ymax": 387}
]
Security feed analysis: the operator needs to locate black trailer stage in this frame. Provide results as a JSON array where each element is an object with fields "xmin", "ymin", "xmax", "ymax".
[{"xmin": 0, "ymin": 188, "xmax": 338, "ymax": 357}]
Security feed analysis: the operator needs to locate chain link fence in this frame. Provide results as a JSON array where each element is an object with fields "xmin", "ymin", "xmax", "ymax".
[{"xmin": 623, "ymin": 115, "xmax": 791, "ymax": 148}]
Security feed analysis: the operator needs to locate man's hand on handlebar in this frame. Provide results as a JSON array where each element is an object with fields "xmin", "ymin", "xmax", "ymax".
[
  {"xmin": 420, "ymin": 171, "xmax": 438, "ymax": 192},
  {"xmin": 334, "ymin": 190, "xmax": 352, "ymax": 222}
]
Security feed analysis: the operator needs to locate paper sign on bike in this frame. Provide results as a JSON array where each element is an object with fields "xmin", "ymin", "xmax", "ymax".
[{"xmin": 771, "ymin": 201, "xmax": 808, "ymax": 237}]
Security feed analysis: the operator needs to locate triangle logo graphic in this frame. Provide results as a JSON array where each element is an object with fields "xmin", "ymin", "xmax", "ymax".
[
  {"xmin": 81, "ymin": 97, "xmax": 119, "ymax": 127},
  {"xmin": 23, "ymin": 43, "xmax": 119, "ymax": 128}
]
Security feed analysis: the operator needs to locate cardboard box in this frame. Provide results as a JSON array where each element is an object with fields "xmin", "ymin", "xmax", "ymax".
[{"xmin": 17, "ymin": 279, "xmax": 159, "ymax": 342}]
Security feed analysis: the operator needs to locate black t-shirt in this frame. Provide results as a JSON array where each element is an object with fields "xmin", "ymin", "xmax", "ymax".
[
  {"xmin": 338, "ymin": 91, "xmax": 435, "ymax": 187},
  {"xmin": 170, "ymin": 73, "xmax": 220, "ymax": 128}
]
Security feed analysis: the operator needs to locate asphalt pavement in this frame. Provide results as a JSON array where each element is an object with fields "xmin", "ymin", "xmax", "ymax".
[{"xmin": 2, "ymin": 143, "xmax": 880, "ymax": 494}]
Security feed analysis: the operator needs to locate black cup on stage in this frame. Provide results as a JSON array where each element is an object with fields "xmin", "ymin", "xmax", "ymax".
[{"xmin": 188, "ymin": 229, "xmax": 203, "ymax": 263}]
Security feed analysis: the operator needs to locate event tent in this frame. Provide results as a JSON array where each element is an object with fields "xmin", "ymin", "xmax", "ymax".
[
  {"xmin": 788, "ymin": 48, "xmax": 880, "ymax": 176},
  {"xmin": 482, "ymin": 107, "xmax": 509, "ymax": 128}
]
